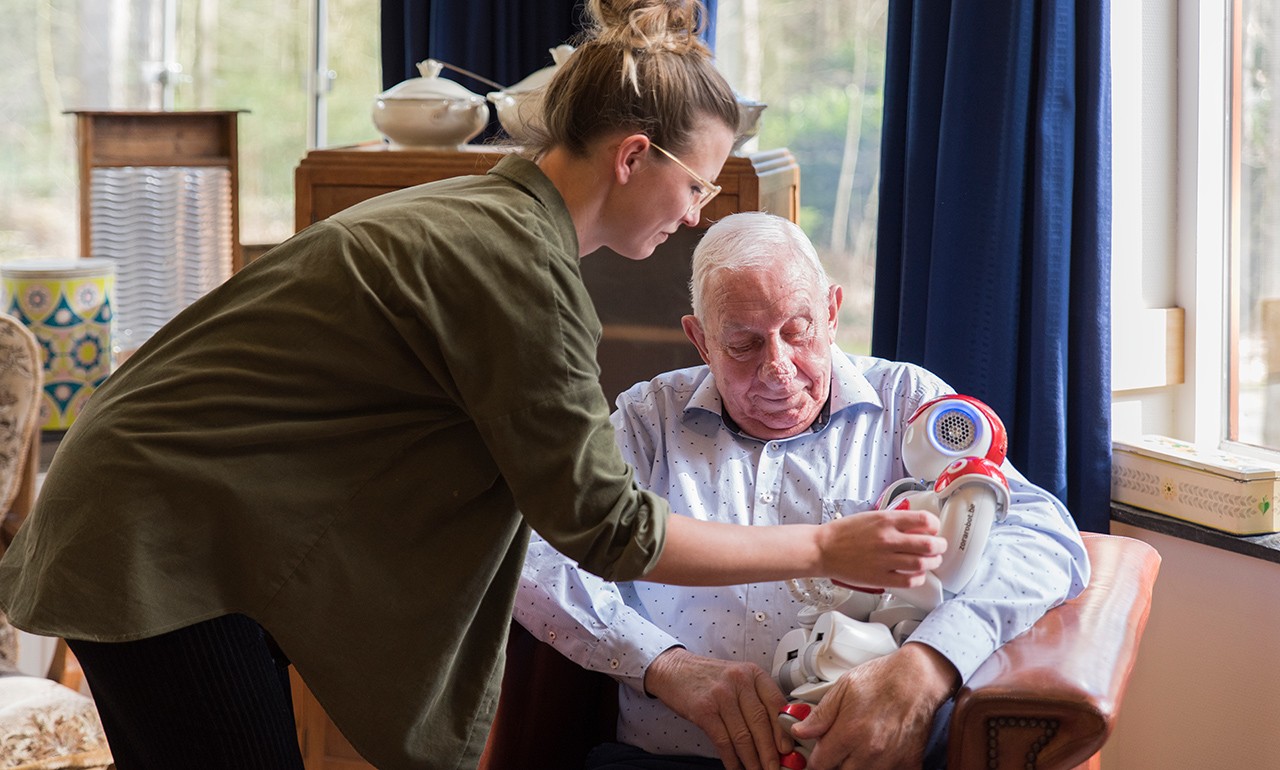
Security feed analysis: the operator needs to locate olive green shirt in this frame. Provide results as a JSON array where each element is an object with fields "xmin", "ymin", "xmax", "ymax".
[{"xmin": 0, "ymin": 155, "xmax": 668, "ymax": 769}]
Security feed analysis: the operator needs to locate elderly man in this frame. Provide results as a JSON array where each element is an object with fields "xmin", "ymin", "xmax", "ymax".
[{"xmin": 516, "ymin": 212, "xmax": 1089, "ymax": 770}]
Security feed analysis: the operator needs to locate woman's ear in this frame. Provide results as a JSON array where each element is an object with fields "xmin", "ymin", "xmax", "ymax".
[{"xmin": 613, "ymin": 133, "xmax": 653, "ymax": 185}]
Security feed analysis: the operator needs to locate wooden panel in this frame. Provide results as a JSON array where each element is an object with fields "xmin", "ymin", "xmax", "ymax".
[
  {"xmin": 1111, "ymin": 307, "xmax": 1185, "ymax": 392},
  {"xmin": 290, "ymin": 667, "xmax": 371, "ymax": 770},
  {"xmin": 293, "ymin": 144, "xmax": 798, "ymax": 407},
  {"xmin": 74, "ymin": 110, "xmax": 240, "ymax": 166}
]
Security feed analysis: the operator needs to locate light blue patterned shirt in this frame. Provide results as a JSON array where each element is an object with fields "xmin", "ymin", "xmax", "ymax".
[{"xmin": 515, "ymin": 346, "xmax": 1089, "ymax": 758}]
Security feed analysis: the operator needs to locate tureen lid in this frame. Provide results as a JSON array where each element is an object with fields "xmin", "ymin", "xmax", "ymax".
[
  {"xmin": 378, "ymin": 60, "xmax": 484, "ymax": 101},
  {"xmin": 502, "ymin": 45, "xmax": 576, "ymax": 94}
]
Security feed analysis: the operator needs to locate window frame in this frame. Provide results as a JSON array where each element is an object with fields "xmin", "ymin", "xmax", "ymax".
[
  {"xmin": 1177, "ymin": 0, "xmax": 1232, "ymax": 450},
  {"xmin": 1110, "ymin": 0, "xmax": 1245, "ymax": 456}
]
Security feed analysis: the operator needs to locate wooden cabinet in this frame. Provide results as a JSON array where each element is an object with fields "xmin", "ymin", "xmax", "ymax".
[
  {"xmin": 289, "ymin": 142, "xmax": 799, "ymax": 770},
  {"xmin": 75, "ymin": 110, "xmax": 243, "ymax": 271}
]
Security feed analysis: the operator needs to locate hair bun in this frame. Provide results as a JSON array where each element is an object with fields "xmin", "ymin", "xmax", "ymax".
[{"xmin": 587, "ymin": 0, "xmax": 707, "ymax": 54}]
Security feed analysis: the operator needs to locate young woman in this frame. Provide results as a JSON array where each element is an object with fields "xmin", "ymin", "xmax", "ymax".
[{"xmin": 0, "ymin": 2, "xmax": 944, "ymax": 768}]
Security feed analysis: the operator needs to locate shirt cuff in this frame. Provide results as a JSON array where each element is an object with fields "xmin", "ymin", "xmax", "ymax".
[
  {"xmin": 586, "ymin": 625, "xmax": 684, "ymax": 694},
  {"xmin": 905, "ymin": 600, "xmax": 1000, "ymax": 683}
]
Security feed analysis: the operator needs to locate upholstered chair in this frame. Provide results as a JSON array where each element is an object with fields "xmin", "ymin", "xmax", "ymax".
[
  {"xmin": 0, "ymin": 313, "xmax": 114, "ymax": 769},
  {"xmin": 0, "ymin": 312, "xmax": 43, "ymax": 557}
]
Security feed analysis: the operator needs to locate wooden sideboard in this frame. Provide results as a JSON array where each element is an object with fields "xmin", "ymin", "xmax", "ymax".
[{"xmin": 290, "ymin": 142, "xmax": 799, "ymax": 770}]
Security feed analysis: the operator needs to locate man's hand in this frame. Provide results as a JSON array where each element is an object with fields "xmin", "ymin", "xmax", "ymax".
[
  {"xmin": 644, "ymin": 647, "xmax": 792, "ymax": 770},
  {"xmin": 818, "ymin": 510, "xmax": 947, "ymax": 589},
  {"xmin": 789, "ymin": 643, "xmax": 959, "ymax": 770}
]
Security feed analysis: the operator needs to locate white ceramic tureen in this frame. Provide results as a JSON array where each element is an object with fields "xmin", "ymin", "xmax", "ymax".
[
  {"xmin": 372, "ymin": 60, "xmax": 490, "ymax": 148},
  {"xmin": 486, "ymin": 45, "xmax": 577, "ymax": 145}
]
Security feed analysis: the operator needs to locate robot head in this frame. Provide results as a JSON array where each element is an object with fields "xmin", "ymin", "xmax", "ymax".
[{"xmin": 901, "ymin": 394, "xmax": 1007, "ymax": 482}]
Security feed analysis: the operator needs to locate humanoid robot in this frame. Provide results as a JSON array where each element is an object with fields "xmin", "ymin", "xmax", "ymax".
[{"xmin": 771, "ymin": 395, "xmax": 1011, "ymax": 769}]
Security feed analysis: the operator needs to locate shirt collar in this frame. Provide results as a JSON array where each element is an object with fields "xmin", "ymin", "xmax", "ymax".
[
  {"xmin": 487, "ymin": 154, "xmax": 579, "ymax": 254},
  {"xmin": 829, "ymin": 345, "xmax": 884, "ymax": 414},
  {"xmin": 684, "ymin": 344, "xmax": 885, "ymax": 439}
]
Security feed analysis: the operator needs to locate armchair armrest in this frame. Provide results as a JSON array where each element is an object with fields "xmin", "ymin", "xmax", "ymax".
[{"xmin": 947, "ymin": 532, "xmax": 1161, "ymax": 770}]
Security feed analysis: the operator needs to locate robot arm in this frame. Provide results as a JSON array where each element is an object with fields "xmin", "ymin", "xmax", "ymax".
[{"xmin": 930, "ymin": 456, "xmax": 1010, "ymax": 592}]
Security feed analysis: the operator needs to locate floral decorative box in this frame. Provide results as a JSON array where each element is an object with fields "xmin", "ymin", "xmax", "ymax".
[{"xmin": 1112, "ymin": 435, "xmax": 1280, "ymax": 535}]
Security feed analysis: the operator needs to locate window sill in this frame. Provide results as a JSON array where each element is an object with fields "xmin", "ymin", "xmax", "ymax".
[{"xmin": 1111, "ymin": 501, "xmax": 1280, "ymax": 565}]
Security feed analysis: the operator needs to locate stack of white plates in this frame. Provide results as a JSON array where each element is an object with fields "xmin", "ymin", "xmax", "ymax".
[{"xmin": 89, "ymin": 166, "xmax": 233, "ymax": 351}]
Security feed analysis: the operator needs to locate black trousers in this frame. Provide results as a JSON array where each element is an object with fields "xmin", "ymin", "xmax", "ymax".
[{"xmin": 67, "ymin": 613, "xmax": 306, "ymax": 770}]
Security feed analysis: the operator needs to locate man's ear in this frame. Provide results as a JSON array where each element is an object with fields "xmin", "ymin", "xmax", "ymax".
[
  {"xmin": 614, "ymin": 133, "xmax": 652, "ymax": 185},
  {"xmin": 681, "ymin": 315, "xmax": 713, "ymax": 365},
  {"xmin": 827, "ymin": 284, "xmax": 843, "ymax": 336}
]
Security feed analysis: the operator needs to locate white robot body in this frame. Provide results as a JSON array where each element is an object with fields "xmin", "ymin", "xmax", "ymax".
[{"xmin": 775, "ymin": 394, "xmax": 1012, "ymax": 718}]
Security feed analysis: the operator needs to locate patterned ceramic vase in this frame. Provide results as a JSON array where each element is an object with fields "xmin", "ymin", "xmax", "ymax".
[{"xmin": 1, "ymin": 258, "xmax": 116, "ymax": 431}]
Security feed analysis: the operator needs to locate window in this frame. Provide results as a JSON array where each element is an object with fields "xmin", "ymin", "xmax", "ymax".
[
  {"xmin": 1233, "ymin": 0, "xmax": 1280, "ymax": 450},
  {"xmin": 1146, "ymin": 0, "xmax": 1280, "ymax": 457},
  {"xmin": 715, "ymin": 1, "xmax": 887, "ymax": 354},
  {"xmin": 1109, "ymin": 2, "xmax": 1234, "ymax": 450},
  {"xmin": 2, "ymin": 2, "xmax": 879, "ymax": 345},
  {"xmin": 0, "ymin": 0, "xmax": 378, "ymax": 259}
]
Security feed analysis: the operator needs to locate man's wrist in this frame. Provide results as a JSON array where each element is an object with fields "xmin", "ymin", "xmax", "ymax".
[
  {"xmin": 901, "ymin": 641, "xmax": 962, "ymax": 702},
  {"xmin": 643, "ymin": 644, "xmax": 688, "ymax": 699}
]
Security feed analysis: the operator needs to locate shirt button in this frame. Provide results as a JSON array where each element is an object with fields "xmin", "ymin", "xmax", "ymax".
[
  {"xmin": 610, "ymin": 658, "xmax": 620, "ymax": 669},
  {"xmin": 755, "ymin": 612, "xmax": 767, "ymax": 622},
  {"xmin": 760, "ymin": 492, "xmax": 774, "ymax": 503},
  {"xmin": 547, "ymin": 631, "xmax": 557, "ymax": 642}
]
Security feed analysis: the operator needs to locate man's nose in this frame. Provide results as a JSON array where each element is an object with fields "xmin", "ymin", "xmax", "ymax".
[{"xmin": 761, "ymin": 345, "xmax": 797, "ymax": 386}]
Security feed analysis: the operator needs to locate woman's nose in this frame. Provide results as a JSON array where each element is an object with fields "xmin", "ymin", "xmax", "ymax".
[{"xmin": 681, "ymin": 205, "xmax": 701, "ymax": 228}]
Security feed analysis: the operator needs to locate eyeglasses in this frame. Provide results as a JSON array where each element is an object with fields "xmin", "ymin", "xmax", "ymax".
[{"xmin": 650, "ymin": 141, "xmax": 722, "ymax": 216}]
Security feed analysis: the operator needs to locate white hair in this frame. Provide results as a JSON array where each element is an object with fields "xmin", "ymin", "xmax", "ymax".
[{"xmin": 689, "ymin": 212, "xmax": 831, "ymax": 319}]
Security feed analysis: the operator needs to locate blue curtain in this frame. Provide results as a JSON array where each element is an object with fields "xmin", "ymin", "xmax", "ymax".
[
  {"xmin": 379, "ymin": 1, "xmax": 717, "ymax": 140},
  {"xmin": 871, "ymin": 1, "xmax": 1111, "ymax": 532}
]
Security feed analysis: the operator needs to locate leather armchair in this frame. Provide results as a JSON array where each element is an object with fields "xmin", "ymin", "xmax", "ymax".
[
  {"xmin": 481, "ymin": 532, "xmax": 1161, "ymax": 770},
  {"xmin": 948, "ymin": 532, "xmax": 1160, "ymax": 769}
]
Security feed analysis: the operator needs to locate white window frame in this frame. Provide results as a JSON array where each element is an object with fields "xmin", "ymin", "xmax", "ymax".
[
  {"xmin": 1111, "ymin": 0, "xmax": 1245, "ymax": 457},
  {"xmin": 1176, "ymin": 0, "xmax": 1232, "ymax": 448}
]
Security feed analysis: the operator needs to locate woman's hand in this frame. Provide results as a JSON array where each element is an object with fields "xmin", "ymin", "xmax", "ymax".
[
  {"xmin": 816, "ymin": 510, "xmax": 946, "ymax": 589},
  {"xmin": 642, "ymin": 510, "xmax": 945, "ymax": 588}
]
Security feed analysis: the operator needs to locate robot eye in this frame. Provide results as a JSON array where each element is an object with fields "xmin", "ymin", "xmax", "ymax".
[{"xmin": 933, "ymin": 408, "xmax": 976, "ymax": 452}]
